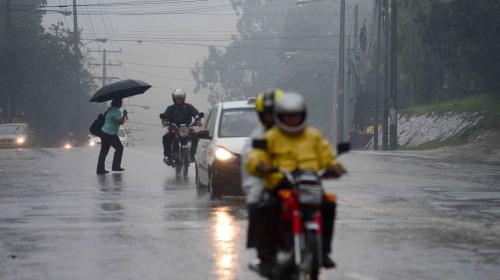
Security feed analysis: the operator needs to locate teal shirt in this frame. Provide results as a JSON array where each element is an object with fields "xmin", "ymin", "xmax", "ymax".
[{"xmin": 101, "ymin": 106, "xmax": 122, "ymax": 135}]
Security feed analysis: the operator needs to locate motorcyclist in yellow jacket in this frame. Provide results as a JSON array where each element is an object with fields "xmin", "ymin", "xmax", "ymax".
[
  {"xmin": 243, "ymin": 90, "xmax": 284, "ymax": 272},
  {"xmin": 246, "ymin": 92, "xmax": 345, "ymax": 272}
]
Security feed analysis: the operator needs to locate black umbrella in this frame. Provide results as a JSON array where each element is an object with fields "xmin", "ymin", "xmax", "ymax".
[{"xmin": 89, "ymin": 79, "xmax": 152, "ymax": 103}]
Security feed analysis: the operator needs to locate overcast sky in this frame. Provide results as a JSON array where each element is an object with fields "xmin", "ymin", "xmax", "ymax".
[
  {"xmin": 43, "ymin": 0, "xmax": 238, "ymax": 125},
  {"xmin": 42, "ymin": 0, "xmax": 373, "ymax": 127}
]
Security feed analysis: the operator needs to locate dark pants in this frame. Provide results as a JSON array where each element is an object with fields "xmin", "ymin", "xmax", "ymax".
[
  {"xmin": 256, "ymin": 191, "xmax": 337, "ymax": 261},
  {"xmin": 162, "ymin": 131, "xmax": 198, "ymax": 158},
  {"xmin": 256, "ymin": 197, "xmax": 282, "ymax": 263},
  {"xmin": 247, "ymin": 204, "xmax": 260, "ymax": 249},
  {"xmin": 97, "ymin": 133, "xmax": 123, "ymax": 172}
]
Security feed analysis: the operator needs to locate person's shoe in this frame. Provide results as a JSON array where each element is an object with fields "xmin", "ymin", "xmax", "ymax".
[
  {"xmin": 96, "ymin": 170, "xmax": 109, "ymax": 175},
  {"xmin": 248, "ymin": 259, "xmax": 272, "ymax": 278},
  {"xmin": 112, "ymin": 167, "xmax": 125, "ymax": 172},
  {"xmin": 323, "ymin": 255, "xmax": 336, "ymax": 269},
  {"xmin": 163, "ymin": 156, "xmax": 172, "ymax": 166}
]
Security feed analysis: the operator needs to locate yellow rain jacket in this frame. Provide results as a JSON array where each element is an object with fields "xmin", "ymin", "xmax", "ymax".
[{"xmin": 246, "ymin": 126, "xmax": 338, "ymax": 189}]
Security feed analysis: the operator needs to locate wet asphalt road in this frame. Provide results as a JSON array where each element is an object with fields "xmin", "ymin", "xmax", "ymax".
[{"xmin": 0, "ymin": 145, "xmax": 499, "ymax": 280}]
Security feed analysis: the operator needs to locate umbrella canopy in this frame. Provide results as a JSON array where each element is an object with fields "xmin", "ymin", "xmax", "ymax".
[{"xmin": 89, "ymin": 79, "xmax": 152, "ymax": 103}]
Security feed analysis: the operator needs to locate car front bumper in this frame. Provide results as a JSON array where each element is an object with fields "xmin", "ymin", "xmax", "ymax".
[
  {"xmin": 0, "ymin": 139, "xmax": 26, "ymax": 148},
  {"xmin": 211, "ymin": 156, "xmax": 244, "ymax": 196}
]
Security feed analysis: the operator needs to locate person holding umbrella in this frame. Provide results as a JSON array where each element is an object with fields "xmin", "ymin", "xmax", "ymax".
[
  {"xmin": 90, "ymin": 79, "xmax": 152, "ymax": 175},
  {"xmin": 97, "ymin": 98, "xmax": 127, "ymax": 174}
]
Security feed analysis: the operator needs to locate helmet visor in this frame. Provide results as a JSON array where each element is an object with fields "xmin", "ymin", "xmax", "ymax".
[{"xmin": 278, "ymin": 113, "xmax": 305, "ymax": 128}]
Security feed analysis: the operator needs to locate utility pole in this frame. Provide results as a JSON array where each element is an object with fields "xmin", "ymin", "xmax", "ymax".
[
  {"xmin": 5, "ymin": 0, "xmax": 13, "ymax": 122},
  {"xmin": 72, "ymin": 0, "xmax": 81, "ymax": 143},
  {"xmin": 349, "ymin": 4, "xmax": 359, "ymax": 142},
  {"xmin": 88, "ymin": 49, "xmax": 122, "ymax": 86},
  {"xmin": 337, "ymin": 0, "xmax": 346, "ymax": 143},
  {"xmin": 346, "ymin": 36, "xmax": 352, "ymax": 139},
  {"xmin": 382, "ymin": 0, "xmax": 390, "ymax": 150},
  {"xmin": 389, "ymin": 0, "xmax": 398, "ymax": 150},
  {"xmin": 374, "ymin": 0, "xmax": 382, "ymax": 150},
  {"xmin": 103, "ymin": 49, "xmax": 107, "ymax": 86}
]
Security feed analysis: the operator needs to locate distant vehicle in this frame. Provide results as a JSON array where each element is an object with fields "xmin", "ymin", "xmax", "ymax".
[
  {"xmin": 88, "ymin": 127, "xmax": 131, "ymax": 147},
  {"xmin": 195, "ymin": 99, "xmax": 259, "ymax": 199},
  {"xmin": 0, "ymin": 123, "xmax": 30, "ymax": 148}
]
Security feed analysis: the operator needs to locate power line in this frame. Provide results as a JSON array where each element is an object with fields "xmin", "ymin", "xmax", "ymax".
[
  {"xmin": 80, "ymin": 38, "xmax": 355, "ymax": 52},
  {"xmin": 124, "ymin": 68, "xmax": 194, "ymax": 81},
  {"xmin": 122, "ymin": 60, "xmax": 334, "ymax": 70},
  {"xmin": 98, "ymin": 0, "xmax": 128, "ymax": 78}
]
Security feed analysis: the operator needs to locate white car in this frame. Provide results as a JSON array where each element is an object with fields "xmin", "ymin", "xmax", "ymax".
[
  {"xmin": 195, "ymin": 99, "xmax": 259, "ymax": 199},
  {"xmin": 0, "ymin": 123, "xmax": 30, "ymax": 148},
  {"xmin": 88, "ymin": 127, "xmax": 131, "ymax": 147}
]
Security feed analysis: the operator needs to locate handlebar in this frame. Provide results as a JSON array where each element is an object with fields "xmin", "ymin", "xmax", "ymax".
[{"xmin": 269, "ymin": 167, "xmax": 341, "ymax": 183}]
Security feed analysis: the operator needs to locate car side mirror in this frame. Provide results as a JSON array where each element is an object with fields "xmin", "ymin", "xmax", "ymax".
[
  {"xmin": 198, "ymin": 129, "xmax": 211, "ymax": 140},
  {"xmin": 337, "ymin": 142, "xmax": 350, "ymax": 155}
]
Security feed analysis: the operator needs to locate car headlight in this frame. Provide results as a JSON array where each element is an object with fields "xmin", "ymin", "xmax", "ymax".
[
  {"xmin": 89, "ymin": 141, "xmax": 96, "ymax": 146},
  {"xmin": 16, "ymin": 137, "xmax": 25, "ymax": 144},
  {"xmin": 214, "ymin": 147, "xmax": 236, "ymax": 162}
]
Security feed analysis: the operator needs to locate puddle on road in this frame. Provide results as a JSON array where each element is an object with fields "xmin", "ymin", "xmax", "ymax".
[{"xmin": 211, "ymin": 207, "xmax": 238, "ymax": 280}]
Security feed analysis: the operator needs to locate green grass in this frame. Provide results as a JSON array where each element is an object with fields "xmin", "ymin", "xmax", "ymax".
[
  {"xmin": 414, "ymin": 135, "xmax": 467, "ymax": 150},
  {"xmin": 401, "ymin": 95, "xmax": 500, "ymax": 114},
  {"xmin": 412, "ymin": 126, "xmax": 477, "ymax": 150}
]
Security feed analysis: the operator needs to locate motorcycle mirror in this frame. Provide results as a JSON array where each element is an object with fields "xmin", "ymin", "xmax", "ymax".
[
  {"xmin": 337, "ymin": 142, "xmax": 350, "ymax": 155},
  {"xmin": 159, "ymin": 113, "xmax": 165, "ymax": 119},
  {"xmin": 198, "ymin": 129, "xmax": 211, "ymax": 140},
  {"xmin": 198, "ymin": 112, "xmax": 205, "ymax": 118}
]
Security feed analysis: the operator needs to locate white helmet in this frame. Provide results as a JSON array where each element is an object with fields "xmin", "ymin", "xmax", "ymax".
[
  {"xmin": 274, "ymin": 92, "xmax": 307, "ymax": 133},
  {"xmin": 172, "ymin": 88, "xmax": 186, "ymax": 103}
]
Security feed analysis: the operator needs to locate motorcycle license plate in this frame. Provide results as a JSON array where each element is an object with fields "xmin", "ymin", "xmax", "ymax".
[{"xmin": 305, "ymin": 222, "xmax": 319, "ymax": 230}]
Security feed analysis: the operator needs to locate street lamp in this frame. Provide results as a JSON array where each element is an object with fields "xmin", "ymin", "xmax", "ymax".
[
  {"xmin": 80, "ymin": 38, "xmax": 107, "ymax": 47},
  {"xmin": 26, "ymin": 9, "xmax": 72, "ymax": 17}
]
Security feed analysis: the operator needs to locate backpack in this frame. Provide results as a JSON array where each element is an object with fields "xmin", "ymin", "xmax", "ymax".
[{"xmin": 89, "ymin": 108, "xmax": 110, "ymax": 136}]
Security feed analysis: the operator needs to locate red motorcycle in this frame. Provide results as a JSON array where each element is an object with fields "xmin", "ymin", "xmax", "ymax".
[
  {"xmin": 268, "ymin": 168, "xmax": 334, "ymax": 280},
  {"xmin": 266, "ymin": 143, "xmax": 349, "ymax": 280}
]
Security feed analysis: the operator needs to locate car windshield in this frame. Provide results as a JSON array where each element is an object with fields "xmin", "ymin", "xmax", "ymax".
[
  {"xmin": 218, "ymin": 108, "xmax": 258, "ymax": 138},
  {"xmin": 0, "ymin": 125, "xmax": 25, "ymax": 135}
]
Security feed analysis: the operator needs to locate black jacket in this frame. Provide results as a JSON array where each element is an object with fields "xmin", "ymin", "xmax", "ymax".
[{"xmin": 161, "ymin": 103, "xmax": 199, "ymax": 126}]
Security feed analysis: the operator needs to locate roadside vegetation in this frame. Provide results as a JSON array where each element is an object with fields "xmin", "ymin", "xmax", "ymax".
[
  {"xmin": 401, "ymin": 95, "xmax": 500, "ymax": 114},
  {"xmin": 0, "ymin": 0, "xmax": 99, "ymax": 145}
]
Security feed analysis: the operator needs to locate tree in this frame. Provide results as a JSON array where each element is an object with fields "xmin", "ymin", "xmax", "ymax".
[
  {"xmin": 0, "ymin": 0, "xmax": 99, "ymax": 145},
  {"xmin": 192, "ymin": 0, "xmax": 340, "ymax": 133}
]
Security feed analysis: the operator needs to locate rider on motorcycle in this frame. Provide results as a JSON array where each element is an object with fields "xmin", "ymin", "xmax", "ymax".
[
  {"xmin": 245, "ymin": 92, "xmax": 346, "ymax": 276},
  {"xmin": 160, "ymin": 89, "xmax": 201, "ymax": 165},
  {"xmin": 241, "ymin": 90, "xmax": 283, "ymax": 267}
]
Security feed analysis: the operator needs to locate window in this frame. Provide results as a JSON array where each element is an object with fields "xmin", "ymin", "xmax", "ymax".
[
  {"xmin": 0, "ymin": 125, "xmax": 25, "ymax": 135},
  {"xmin": 208, "ymin": 108, "xmax": 218, "ymax": 137}
]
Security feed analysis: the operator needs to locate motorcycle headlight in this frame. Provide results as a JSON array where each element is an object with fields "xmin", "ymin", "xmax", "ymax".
[
  {"xmin": 214, "ymin": 147, "xmax": 236, "ymax": 162},
  {"xmin": 16, "ymin": 137, "xmax": 25, "ymax": 144},
  {"xmin": 89, "ymin": 141, "xmax": 96, "ymax": 146},
  {"xmin": 64, "ymin": 143, "xmax": 72, "ymax": 149}
]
